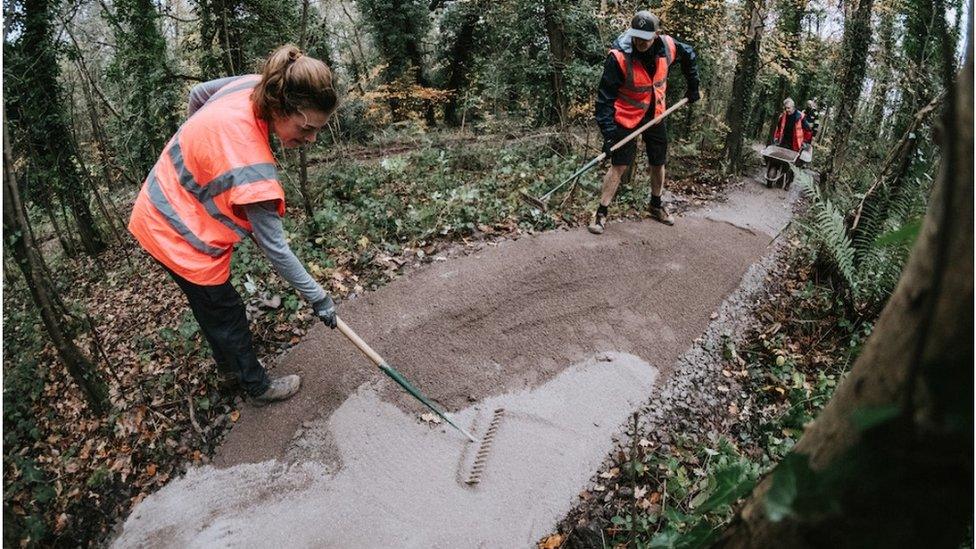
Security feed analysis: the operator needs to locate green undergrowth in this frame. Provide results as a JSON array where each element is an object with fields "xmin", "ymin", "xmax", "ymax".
[
  {"xmin": 602, "ymin": 246, "xmax": 874, "ymax": 548},
  {"xmin": 231, "ymin": 132, "xmax": 717, "ymax": 306}
]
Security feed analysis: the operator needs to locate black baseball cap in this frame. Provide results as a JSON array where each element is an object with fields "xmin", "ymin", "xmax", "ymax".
[{"xmin": 627, "ymin": 11, "xmax": 661, "ymax": 40}]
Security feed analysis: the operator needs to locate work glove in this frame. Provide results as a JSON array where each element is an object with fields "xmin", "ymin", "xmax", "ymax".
[
  {"xmin": 686, "ymin": 88, "xmax": 701, "ymax": 104},
  {"xmin": 312, "ymin": 295, "xmax": 337, "ymax": 329},
  {"xmin": 602, "ymin": 128, "xmax": 624, "ymax": 156}
]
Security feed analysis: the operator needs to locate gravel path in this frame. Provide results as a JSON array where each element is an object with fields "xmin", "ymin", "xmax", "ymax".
[{"xmin": 112, "ymin": 177, "xmax": 789, "ymax": 547}]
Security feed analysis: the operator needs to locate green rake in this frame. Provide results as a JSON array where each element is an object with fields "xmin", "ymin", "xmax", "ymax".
[
  {"xmin": 336, "ymin": 317, "xmax": 477, "ymax": 442},
  {"xmin": 519, "ymin": 97, "xmax": 690, "ymax": 212}
]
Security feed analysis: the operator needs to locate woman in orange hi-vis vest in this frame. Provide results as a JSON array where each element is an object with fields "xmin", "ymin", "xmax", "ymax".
[
  {"xmin": 129, "ymin": 45, "xmax": 338, "ymax": 406},
  {"xmin": 590, "ymin": 11, "xmax": 700, "ymax": 235}
]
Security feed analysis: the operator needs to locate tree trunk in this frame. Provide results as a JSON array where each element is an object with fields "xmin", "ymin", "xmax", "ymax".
[
  {"xmin": 821, "ymin": 0, "xmax": 875, "ymax": 188},
  {"xmin": 718, "ymin": 25, "xmax": 972, "ymax": 548},
  {"xmin": 722, "ymin": 0, "xmax": 766, "ymax": 173},
  {"xmin": 442, "ymin": 2, "xmax": 479, "ymax": 126},
  {"xmin": 295, "ymin": 0, "xmax": 315, "ymax": 218},
  {"xmin": 3, "ymin": 120, "xmax": 110, "ymax": 415},
  {"xmin": 64, "ymin": 175, "xmax": 108, "ymax": 255},
  {"xmin": 891, "ymin": 0, "xmax": 937, "ymax": 140},
  {"xmin": 543, "ymin": 0, "xmax": 571, "ymax": 125},
  {"xmin": 867, "ymin": 12, "xmax": 895, "ymax": 142},
  {"xmin": 42, "ymin": 198, "xmax": 75, "ymax": 257},
  {"xmin": 770, "ymin": 0, "xmax": 806, "ymax": 114}
]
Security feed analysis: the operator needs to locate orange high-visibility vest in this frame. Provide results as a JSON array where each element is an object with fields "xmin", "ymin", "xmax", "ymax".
[
  {"xmin": 128, "ymin": 75, "xmax": 286, "ymax": 285},
  {"xmin": 610, "ymin": 35, "xmax": 677, "ymax": 129},
  {"xmin": 774, "ymin": 111, "xmax": 806, "ymax": 152}
]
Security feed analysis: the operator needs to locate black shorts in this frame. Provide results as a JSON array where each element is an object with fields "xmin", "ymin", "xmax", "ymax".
[{"xmin": 610, "ymin": 120, "xmax": 668, "ymax": 167}]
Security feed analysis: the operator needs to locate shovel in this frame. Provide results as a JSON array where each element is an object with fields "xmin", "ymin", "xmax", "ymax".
[
  {"xmin": 519, "ymin": 97, "xmax": 690, "ymax": 212},
  {"xmin": 336, "ymin": 317, "xmax": 477, "ymax": 442}
]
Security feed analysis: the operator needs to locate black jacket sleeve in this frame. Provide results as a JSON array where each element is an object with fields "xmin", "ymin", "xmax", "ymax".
[
  {"xmin": 595, "ymin": 54, "xmax": 624, "ymax": 139},
  {"xmin": 672, "ymin": 38, "xmax": 700, "ymax": 96}
]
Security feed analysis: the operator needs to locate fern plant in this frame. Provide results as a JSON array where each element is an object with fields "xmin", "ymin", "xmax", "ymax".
[
  {"xmin": 799, "ymin": 165, "xmax": 929, "ymax": 312},
  {"xmin": 798, "ymin": 170, "xmax": 858, "ymax": 293}
]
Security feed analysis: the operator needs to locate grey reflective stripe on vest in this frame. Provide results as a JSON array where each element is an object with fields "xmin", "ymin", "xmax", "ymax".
[
  {"xmin": 146, "ymin": 168, "xmax": 228, "ymax": 258},
  {"xmin": 622, "ymin": 53, "xmax": 655, "ymax": 93},
  {"xmin": 206, "ymin": 162, "xmax": 278, "ymax": 198},
  {"xmin": 618, "ymin": 94, "xmax": 650, "ymax": 110},
  {"xmin": 167, "ymin": 142, "xmax": 250, "ymax": 238},
  {"xmin": 663, "ymin": 36, "xmax": 675, "ymax": 66}
]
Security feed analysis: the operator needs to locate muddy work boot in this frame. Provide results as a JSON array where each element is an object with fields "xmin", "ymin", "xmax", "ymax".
[
  {"xmin": 650, "ymin": 203, "xmax": 674, "ymax": 226},
  {"xmin": 588, "ymin": 207, "xmax": 608, "ymax": 234},
  {"xmin": 251, "ymin": 374, "xmax": 301, "ymax": 407}
]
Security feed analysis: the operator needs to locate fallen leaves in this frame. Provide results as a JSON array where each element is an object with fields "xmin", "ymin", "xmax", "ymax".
[
  {"xmin": 537, "ymin": 533, "xmax": 565, "ymax": 549},
  {"xmin": 599, "ymin": 467, "xmax": 620, "ymax": 479},
  {"xmin": 419, "ymin": 412, "xmax": 442, "ymax": 425}
]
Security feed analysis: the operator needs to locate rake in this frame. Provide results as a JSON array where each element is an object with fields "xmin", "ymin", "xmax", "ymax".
[{"xmin": 519, "ymin": 98, "xmax": 690, "ymax": 212}]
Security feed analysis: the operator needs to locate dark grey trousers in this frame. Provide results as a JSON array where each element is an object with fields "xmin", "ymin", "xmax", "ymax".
[{"xmin": 165, "ymin": 267, "xmax": 271, "ymax": 397}]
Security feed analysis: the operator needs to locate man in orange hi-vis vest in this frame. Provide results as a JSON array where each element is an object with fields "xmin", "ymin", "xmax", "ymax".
[
  {"xmin": 590, "ymin": 11, "xmax": 700, "ymax": 234},
  {"xmin": 773, "ymin": 97, "xmax": 813, "ymax": 152},
  {"xmin": 129, "ymin": 45, "xmax": 339, "ymax": 406}
]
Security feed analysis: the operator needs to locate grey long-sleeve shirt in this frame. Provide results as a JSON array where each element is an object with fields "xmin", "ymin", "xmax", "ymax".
[
  {"xmin": 187, "ymin": 76, "xmax": 242, "ymax": 116},
  {"xmin": 245, "ymin": 201, "xmax": 328, "ymax": 305}
]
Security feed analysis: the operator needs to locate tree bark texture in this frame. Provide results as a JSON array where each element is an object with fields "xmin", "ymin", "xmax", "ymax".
[
  {"xmin": 543, "ymin": 0, "xmax": 571, "ymax": 125},
  {"xmin": 823, "ymin": 0, "xmax": 875, "ymax": 186},
  {"xmin": 442, "ymin": 2, "xmax": 479, "ymax": 126},
  {"xmin": 3, "ymin": 120, "xmax": 110, "ymax": 415},
  {"xmin": 771, "ymin": 0, "xmax": 806, "ymax": 112},
  {"xmin": 12, "ymin": 0, "xmax": 107, "ymax": 255},
  {"xmin": 718, "ymin": 24, "xmax": 972, "ymax": 548},
  {"xmin": 723, "ymin": 0, "xmax": 766, "ymax": 174}
]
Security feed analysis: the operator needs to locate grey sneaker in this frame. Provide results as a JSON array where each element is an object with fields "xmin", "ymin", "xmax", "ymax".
[
  {"xmin": 588, "ymin": 211, "xmax": 607, "ymax": 234},
  {"xmin": 251, "ymin": 374, "xmax": 301, "ymax": 407},
  {"xmin": 650, "ymin": 204, "xmax": 674, "ymax": 226}
]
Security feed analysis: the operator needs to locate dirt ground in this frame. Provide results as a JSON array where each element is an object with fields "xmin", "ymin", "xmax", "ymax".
[{"xmin": 113, "ymin": 178, "xmax": 787, "ymax": 547}]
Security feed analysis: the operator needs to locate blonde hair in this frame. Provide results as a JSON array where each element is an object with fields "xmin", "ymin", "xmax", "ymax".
[{"xmin": 252, "ymin": 44, "xmax": 338, "ymax": 121}]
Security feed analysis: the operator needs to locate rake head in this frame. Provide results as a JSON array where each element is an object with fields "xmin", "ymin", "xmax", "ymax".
[
  {"xmin": 459, "ymin": 408, "xmax": 506, "ymax": 486},
  {"xmin": 518, "ymin": 190, "xmax": 549, "ymax": 212}
]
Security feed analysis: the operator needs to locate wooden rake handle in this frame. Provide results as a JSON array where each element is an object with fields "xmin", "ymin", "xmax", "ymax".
[{"xmin": 336, "ymin": 317, "xmax": 385, "ymax": 367}]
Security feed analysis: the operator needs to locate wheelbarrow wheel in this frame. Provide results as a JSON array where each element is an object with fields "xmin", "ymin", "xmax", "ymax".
[{"xmin": 765, "ymin": 164, "xmax": 778, "ymax": 188}]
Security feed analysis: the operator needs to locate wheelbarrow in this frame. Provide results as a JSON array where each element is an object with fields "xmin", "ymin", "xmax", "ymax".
[{"xmin": 760, "ymin": 144, "xmax": 801, "ymax": 190}]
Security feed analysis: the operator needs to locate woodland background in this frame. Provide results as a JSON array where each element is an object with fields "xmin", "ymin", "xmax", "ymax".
[{"xmin": 2, "ymin": 0, "xmax": 971, "ymax": 546}]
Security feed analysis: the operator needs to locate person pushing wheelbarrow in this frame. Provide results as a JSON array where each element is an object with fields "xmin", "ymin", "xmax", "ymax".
[{"xmin": 761, "ymin": 97, "xmax": 813, "ymax": 189}]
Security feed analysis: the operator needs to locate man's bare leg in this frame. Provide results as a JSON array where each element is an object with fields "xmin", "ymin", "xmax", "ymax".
[
  {"xmin": 589, "ymin": 165, "xmax": 630, "ymax": 234},
  {"xmin": 649, "ymin": 163, "xmax": 674, "ymax": 225},
  {"xmin": 600, "ymin": 164, "xmax": 630, "ymax": 206}
]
